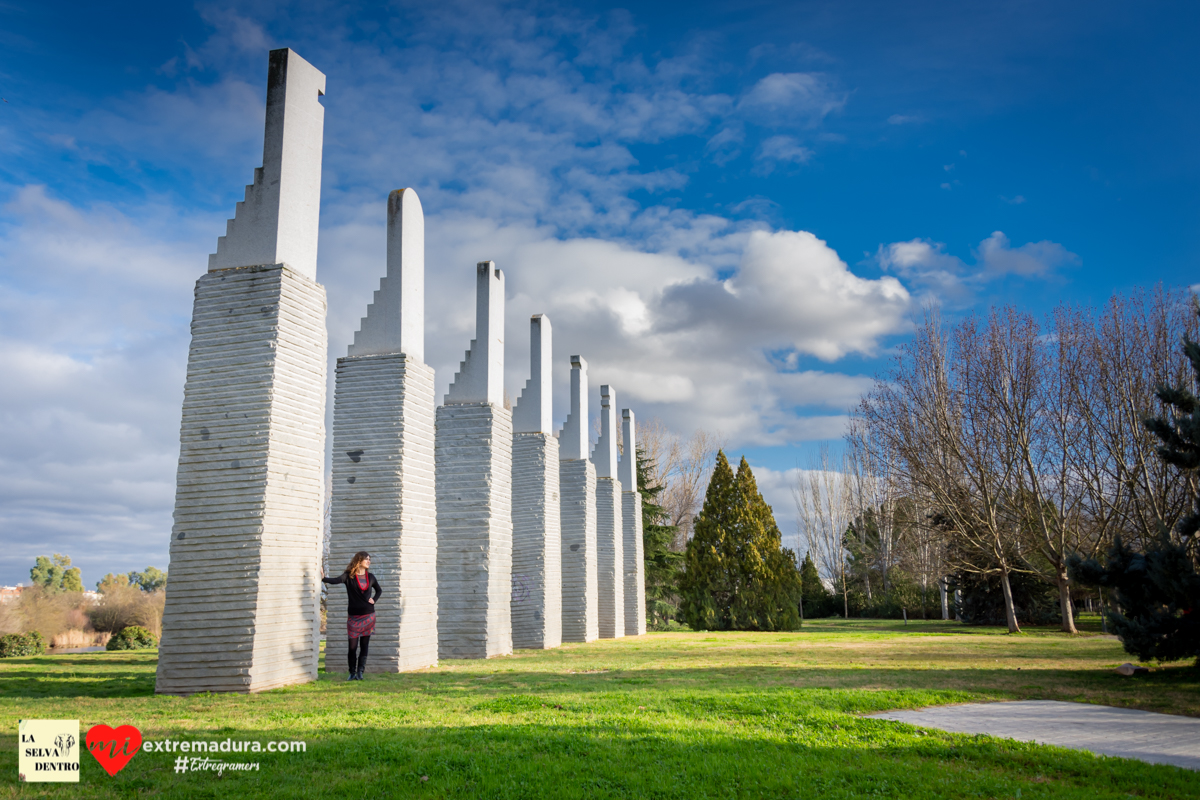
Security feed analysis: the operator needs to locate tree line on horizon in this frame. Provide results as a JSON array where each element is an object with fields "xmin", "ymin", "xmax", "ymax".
[
  {"xmin": 637, "ymin": 286, "xmax": 1200, "ymax": 665},
  {"xmin": 833, "ymin": 286, "xmax": 1200, "ymax": 662},
  {"xmin": 0, "ymin": 555, "xmax": 168, "ymax": 651}
]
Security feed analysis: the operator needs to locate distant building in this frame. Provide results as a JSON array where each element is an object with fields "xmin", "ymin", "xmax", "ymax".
[
  {"xmin": 0, "ymin": 585, "xmax": 24, "ymax": 604},
  {"xmin": 82, "ymin": 591, "xmax": 102, "ymax": 605}
]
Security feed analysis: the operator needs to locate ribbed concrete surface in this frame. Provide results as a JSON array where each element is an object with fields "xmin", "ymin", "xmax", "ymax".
[
  {"xmin": 511, "ymin": 433, "xmax": 562, "ymax": 649},
  {"xmin": 157, "ymin": 264, "xmax": 326, "ymax": 694},
  {"xmin": 436, "ymin": 403, "xmax": 513, "ymax": 659},
  {"xmin": 328, "ymin": 354, "xmax": 437, "ymax": 672},
  {"xmin": 870, "ymin": 700, "xmax": 1200, "ymax": 770},
  {"xmin": 596, "ymin": 477, "xmax": 624, "ymax": 639},
  {"xmin": 560, "ymin": 458, "xmax": 598, "ymax": 643},
  {"xmin": 622, "ymin": 491, "xmax": 646, "ymax": 636}
]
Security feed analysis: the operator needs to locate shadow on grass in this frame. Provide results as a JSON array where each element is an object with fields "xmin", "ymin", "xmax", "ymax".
[
  {"xmin": 5, "ymin": 652, "xmax": 1200, "ymax": 716},
  {"xmin": 795, "ymin": 617, "xmax": 1113, "ymax": 636}
]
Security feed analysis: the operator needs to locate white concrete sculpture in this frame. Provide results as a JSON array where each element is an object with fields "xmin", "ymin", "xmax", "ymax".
[
  {"xmin": 327, "ymin": 189, "xmax": 437, "ymax": 673},
  {"xmin": 209, "ymin": 51, "xmax": 326, "ymax": 282},
  {"xmin": 593, "ymin": 385, "xmax": 625, "ymax": 639},
  {"xmin": 559, "ymin": 356, "xmax": 599, "ymax": 643},
  {"xmin": 620, "ymin": 408, "xmax": 647, "ymax": 636},
  {"xmin": 436, "ymin": 262, "xmax": 513, "ymax": 659},
  {"xmin": 510, "ymin": 315, "xmax": 562, "ymax": 649},
  {"xmin": 157, "ymin": 48, "xmax": 327, "ymax": 694}
]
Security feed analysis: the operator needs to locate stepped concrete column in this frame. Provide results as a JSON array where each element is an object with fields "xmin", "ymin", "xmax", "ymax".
[
  {"xmin": 620, "ymin": 409, "xmax": 646, "ymax": 636},
  {"xmin": 327, "ymin": 188, "xmax": 437, "ymax": 673},
  {"xmin": 157, "ymin": 48, "xmax": 328, "ymax": 694},
  {"xmin": 559, "ymin": 356, "xmax": 598, "ymax": 643},
  {"xmin": 593, "ymin": 385, "xmax": 624, "ymax": 639},
  {"xmin": 436, "ymin": 262, "xmax": 513, "ymax": 659},
  {"xmin": 510, "ymin": 315, "xmax": 562, "ymax": 649}
]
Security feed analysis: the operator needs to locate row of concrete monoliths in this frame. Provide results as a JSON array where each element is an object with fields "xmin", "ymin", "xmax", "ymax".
[{"xmin": 154, "ymin": 48, "xmax": 644, "ymax": 694}]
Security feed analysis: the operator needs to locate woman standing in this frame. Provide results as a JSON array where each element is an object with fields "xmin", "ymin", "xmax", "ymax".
[{"xmin": 322, "ymin": 551, "xmax": 382, "ymax": 681}]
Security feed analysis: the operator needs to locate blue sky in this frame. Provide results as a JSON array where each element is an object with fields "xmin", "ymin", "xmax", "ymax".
[{"xmin": 1, "ymin": 0, "xmax": 1197, "ymax": 585}]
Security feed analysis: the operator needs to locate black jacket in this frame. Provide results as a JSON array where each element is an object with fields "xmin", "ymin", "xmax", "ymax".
[{"xmin": 322, "ymin": 571, "xmax": 382, "ymax": 616}]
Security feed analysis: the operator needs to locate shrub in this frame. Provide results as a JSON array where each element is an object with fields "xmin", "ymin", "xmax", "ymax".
[
  {"xmin": 106, "ymin": 625, "xmax": 158, "ymax": 651},
  {"xmin": 1070, "ymin": 533, "xmax": 1200, "ymax": 665},
  {"xmin": 13, "ymin": 585, "xmax": 85, "ymax": 642},
  {"xmin": 0, "ymin": 631, "xmax": 48, "ymax": 657},
  {"xmin": 87, "ymin": 585, "xmax": 165, "ymax": 637}
]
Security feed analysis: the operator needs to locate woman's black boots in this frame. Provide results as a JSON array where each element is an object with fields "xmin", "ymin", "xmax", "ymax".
[
  {"xmin": 348, "ymin": 650, "xmax": 358, "ymax": 681},
  {"xmin": 355, "ymin": 653, "xmax": 366, "ymax": 681}
]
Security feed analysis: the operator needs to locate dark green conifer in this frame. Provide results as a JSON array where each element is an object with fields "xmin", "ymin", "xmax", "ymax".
[
  {"xmin": 799, "ymin": 552, "xmax": 834, "ymax": 618},
  {"xmin": 638, "ymin": 446, "xmax": 682, "ymax": 628},
  {"xmin": 680, "ymin": 452, "xmax": 802, "ymax": 631},
  {"xmin": 679, "ymin": 451, "xmax": 737, "ymax": 630}
]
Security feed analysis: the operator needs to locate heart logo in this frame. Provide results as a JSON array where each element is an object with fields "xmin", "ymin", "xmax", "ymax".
[{"xmin": 86, "ymin": 724, "xmax": 142, "ymax": 777}]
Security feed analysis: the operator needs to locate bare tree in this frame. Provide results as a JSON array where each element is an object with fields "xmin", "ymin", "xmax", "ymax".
[
  {"xmin": 632, "ymin": 420, "xmax": 723, "ymax": 551},
  {"xmin": 845, "ymin": 421, "xmax": 907, "ymax": 597},
  {"xmin": 1078, "ymin": 290, "xmax": 1197, "ymax": 552},
  {"xmin": 793, "ymin": 445, "xmax": 854, "ymax": 618},
  {"xmin": 860, "ymin": 308, "xmax": 1028, "ymax": 633}
]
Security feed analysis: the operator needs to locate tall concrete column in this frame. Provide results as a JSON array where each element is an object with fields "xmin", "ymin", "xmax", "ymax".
[
  {"xmin": 327, "ymin": 188, "xmax": 437, "ymax": 673},
  {"xmin": 593, "ymin": 385, "xmax": 624, "ymax": 639},
  {"xmin": 559, "ymin": 356, "xmax": 598, "ymax": 643},
  {"xmin": 510, "ymin": 315, "xmax": 562, "ymax": 649},
  {"xmin": 436, "ymin": 262, "xmax": 513, "ymax": 659},
  {"xmin": 157, "ymin": 48, "xmax": 328, "ymax": 694},
  {"xmin": 620, "ymin": 409, "xmax": 646, "ymax": 636}
]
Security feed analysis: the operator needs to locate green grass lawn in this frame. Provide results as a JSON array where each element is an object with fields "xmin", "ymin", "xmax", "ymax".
[{"xmin": 3, "ymin": 618, "xmax": 1198, "ymax": 798}]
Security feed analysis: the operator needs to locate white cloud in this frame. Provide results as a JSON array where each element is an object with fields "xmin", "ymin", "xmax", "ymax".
[
  {"xmin": 976, "ymin": 230, "xmax": 1078, "ymax": 277},
  {"xmin": 739, "ymin": 72, "xmax": 846, "ymax": 126},
  {"xmin": 877, "ymin": 230, "xmax": 1080, "ymax": 306},
  {"xmin": 0, "ymin": 188, "xmax": 205, "ymax": 585},
  {"xmin": 657, "ymin": 230, "xmax": 909, "ymax": 361},
  {"xmin": 754, "ymin": 135, "xmax": 814, "ymax": 175}
]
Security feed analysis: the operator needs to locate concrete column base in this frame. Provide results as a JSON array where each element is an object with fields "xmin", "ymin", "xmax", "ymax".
[
  {"xmin": 560, "ymin": 458, "xmax": 598, "ymax": 643},
  {"xmin": 597, "ymin": 476, "xmax": 625, "ymax": 639},
  {"xmin": 157, "ymin": 264, "xmax": 327, "ymax": 695},
  {"xmin": 622, "ymin": 491, "xmax": 647, "ymax": 636},
  {"xmin": 328, "ymin": 353, "xmax": 437, "ymax": 673},
  {"xmin": 511, "ymin": 432, "xmax": 562, "ymax": 649},
  {"xmin": 436, "ymin": 403, "xmax": 513, "ymax": 659}
]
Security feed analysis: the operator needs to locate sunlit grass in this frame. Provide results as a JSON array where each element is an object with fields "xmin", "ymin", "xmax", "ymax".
[{"xmin": 3, "ymin": 619, "xmax": 1196, "ymax": 798}]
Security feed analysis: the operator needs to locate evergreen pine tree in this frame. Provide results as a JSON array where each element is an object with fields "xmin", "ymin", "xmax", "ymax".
[
  {"xmin": 799, "ymin": 552, "xmax": 834, "ymax": 618},
  {"xmin": 1070, "ymin": 315, "xmax": 1200, "ymax": 665},
  {"xmin": 679, "ymin": 452, "xmax": 802, "ymax": 631},
  {"xmin": 638, "ymin": 446, "xmax": 682, "ymax": 629},
  {"xmin": 679, "ymin": 451, "xmax": 737, "ymax": 630},
  {"xmin": 729, "ymin": 457, "xmax": 802, "ymax": 630}
]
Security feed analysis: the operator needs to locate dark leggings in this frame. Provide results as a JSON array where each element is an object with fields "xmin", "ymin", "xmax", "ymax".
[{"xmin": 348, "ymin": 635, "xmax": 370, "ymax": 672}]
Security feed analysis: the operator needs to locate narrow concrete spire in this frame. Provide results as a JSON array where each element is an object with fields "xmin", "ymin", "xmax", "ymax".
[
  {"xmin": 513, "ymin": 314, "xmax": 553, "ymax": 433},
  {"xmin": 209, "ymin": 48, "xmax": 326, "ymax": 280},
  {"xmin": 620, "ymin": 408, "xmax": 637, "ymax": 489},
  {"xmin": 558, "ymin": 356, "xmax": 590, "ymax": 460},
  {"xmin": 348, "ymin": 189, "xmax": 425, "ymax": 360},
  {"xmin": 592, "ymin": 385, "xmax": 618, "ymax": 478},
  {"xmin": 446, "ymin": 262, "xmax": 505, "ymax": 405}
]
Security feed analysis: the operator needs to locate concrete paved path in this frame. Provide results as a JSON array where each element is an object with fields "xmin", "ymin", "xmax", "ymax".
[{"xmin": 869, "ymin": 700, "xmax": 1200, "ymax": 770}]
